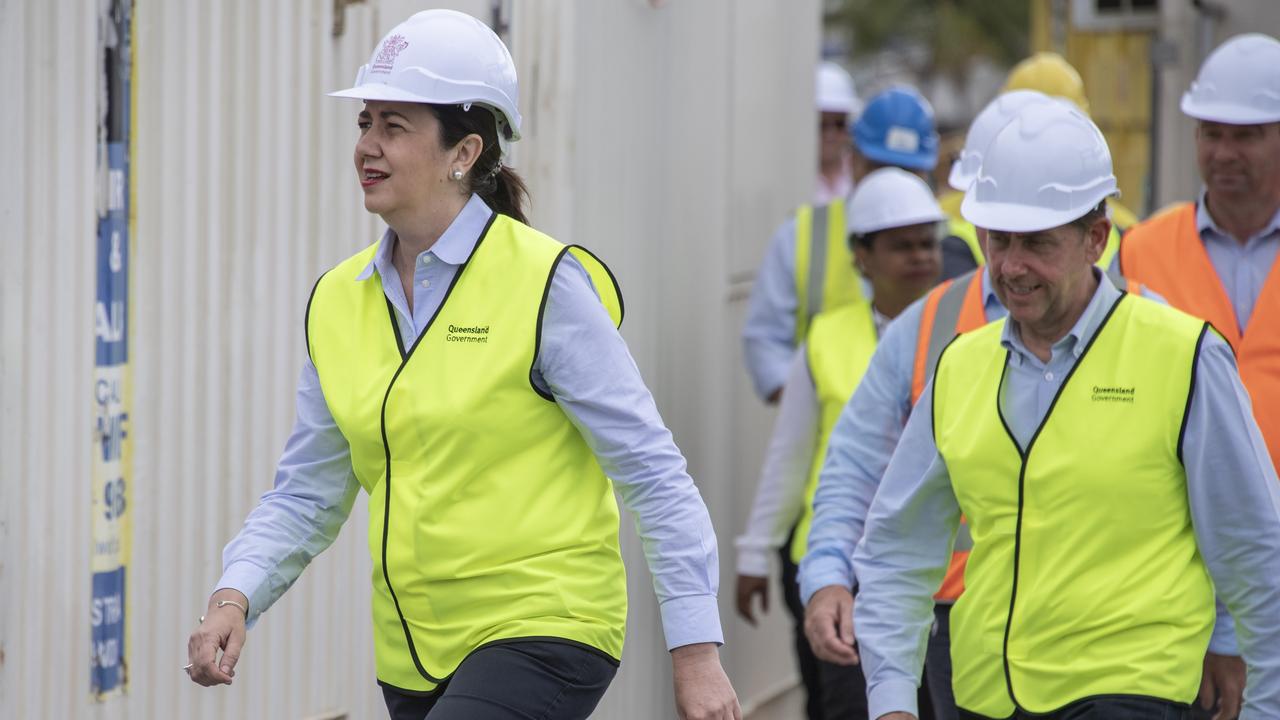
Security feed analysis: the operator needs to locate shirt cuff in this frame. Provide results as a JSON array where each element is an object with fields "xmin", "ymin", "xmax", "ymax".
[
  {"xmin": 215, "ymin": 561, "xmax": 273, "ymax": 628},
  {"xmin": 734, "ymin": 544, "xmax": 771, "ymax": 577},
  {"xmin": 1209, "ymin": 600, "xmax": 1240, "ymax": 656},
  {"xmin": 867, "ymin": 678, "xmax": 919, "ymax": 720},
  {"xmin": 799, "ymin": 557, "xmax": 854, "ymax": 605},
  {"xmin": 660, "ymin": 594, "xmax": 724, "ymax": 650}
]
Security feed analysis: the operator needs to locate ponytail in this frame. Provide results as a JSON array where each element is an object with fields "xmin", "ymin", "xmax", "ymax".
[{"xmin": 429, "ymin": 103, "xmax": 530, "ymax": 225}]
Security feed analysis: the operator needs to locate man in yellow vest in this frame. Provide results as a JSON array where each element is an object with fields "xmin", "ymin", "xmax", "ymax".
[
  {"xmin": 853, "ymin": 101, "xmax": 1280, "ymax": 719},
  {"xmin": 743, "ymin": 86, "xmax": 943, "ymax": 404},
  {"xmin": 1120, "ymin": 33, "xmax": 1280, "ymax": 475},
  {"xmin": 736, "ymin": 168, "xmax": 945, "ymax": 719}
]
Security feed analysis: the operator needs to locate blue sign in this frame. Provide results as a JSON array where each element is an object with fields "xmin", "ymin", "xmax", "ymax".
[{"xmin": 90, "ymin": 567, "xmax": 127, "ymax": 695}]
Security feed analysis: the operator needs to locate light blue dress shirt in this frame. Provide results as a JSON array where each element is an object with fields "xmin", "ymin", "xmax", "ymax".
[
  {"xmin": 216, "ymin": 195, "xmax": 723, "ymax": 651},
  {"xmin": 851, "ymin": 273, "xmax": 1280, "ymax": 719},
  {"xmin": 743, "ymin": 217, "xmax": 802, "ymax": 400},
  {"xmin": 1195, "ymin": 190, "xmax": 1280, "ymax": 333}
]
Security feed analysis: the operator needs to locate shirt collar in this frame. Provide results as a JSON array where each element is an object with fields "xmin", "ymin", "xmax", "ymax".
[
  {"xmin": 354, "ymin": 194, "xmax": 494, "ymax": 280},
  {"xmin": 1000, "ymin": 267, "xmax": 1121, "ymax": 362},
  {"xmin": 1195, "ymin": 187, "xmax": 1280, "ymax": 243}
]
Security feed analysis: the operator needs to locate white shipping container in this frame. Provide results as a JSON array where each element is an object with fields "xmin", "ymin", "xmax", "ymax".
[{"xmin": 0, "ymin": 0, "xmax": 818, "ymax": 717}]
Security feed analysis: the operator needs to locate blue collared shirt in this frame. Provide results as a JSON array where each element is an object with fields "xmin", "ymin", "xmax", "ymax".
[
  {"xmin": 742, "ymin": 216, "xmax": 804, "ymax": 400},
  {"xmin": 217, "ymin": 194, "xmax": 723, "ymax": 650},
  {"xmin": 851, "ymin": 273, "xmax": 1280, "ymax": 718},
  {"xmin": 1196, "ymin": 189, "xmax": 1280, "ymax": 333}
]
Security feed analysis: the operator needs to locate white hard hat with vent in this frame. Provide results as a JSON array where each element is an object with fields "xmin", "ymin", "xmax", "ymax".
[
  {"xmin": 817, "ymin": 61, "xmax": 860, "ymax": 116},
  {"xmin": 848, "ymin": 167, "xmax": 947, "ymax": 236},
  {"xmin": 962, "ymin": 102, "xmax": 1117, "ymax": 233},
  {"xmin": 330, "ymin": 10, "xmax": 523, "ymax": 151},
  {"xmin": 948, "ymin": 90, "xmax": 1055, "ymax": 192},
  {"xmin": 1181, "ymin": 33, "xmax": 1280, "ymax": 125}
]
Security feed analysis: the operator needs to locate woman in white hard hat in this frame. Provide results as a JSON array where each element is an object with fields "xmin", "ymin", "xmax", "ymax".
[
  {"xmin": 184, "ymin": 10, "xmax": 740, "ymax": 720},
  {"xmin": 735, "ymin": 167, "xmax": 944, "ymax": 720}
]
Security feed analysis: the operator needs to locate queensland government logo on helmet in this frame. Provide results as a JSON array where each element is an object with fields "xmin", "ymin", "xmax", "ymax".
[{"xmin": 371, "ymin": 34, "xmax": 409, "ymax": 74}]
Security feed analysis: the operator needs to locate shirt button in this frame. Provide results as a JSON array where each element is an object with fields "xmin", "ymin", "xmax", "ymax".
[
  {"xmin": 420, "ymin": 255, "xmax": 432, "ymax": 266},
  {"xmin": 420, "ymin": 279, "xmax": 431, "ymax": 289},
  {"xmin": 1045, "ymin": 371, "xmax": 1055, "ymax": 382}
]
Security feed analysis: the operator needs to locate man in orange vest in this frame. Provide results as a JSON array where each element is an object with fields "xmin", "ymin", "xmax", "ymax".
[{"xmin": 1120, "ymin": 32, "xmax": 1280, "ymax": 473}]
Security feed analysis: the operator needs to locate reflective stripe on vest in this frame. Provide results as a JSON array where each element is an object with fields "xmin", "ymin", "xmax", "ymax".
[
  {"xmin": 933, "ymin": 295, "xmax": 1214, "ymax": 716},
  {"xmin": 306, "ymin": 214, "xmax": 628, "ymax": 693},
  {"xmin": 794, "ymin": 200, "xmax": 863, "ymax": 344},
  {"xmin": 791, "ymin": 301, "xmax": 878, "ymax": 563},
  {"xmin": 1120, "ymin": 201, "xmax": 1280, "ymax": 467}
]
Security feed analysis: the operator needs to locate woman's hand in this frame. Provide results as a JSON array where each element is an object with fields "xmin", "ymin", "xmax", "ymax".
[
  {"xmin": 671, "ymin": 643, "xmax": 741, "ymax": 720},
  {"xmin": 185, "ymin": 589, "xmax": 249, "ymax": 686}
]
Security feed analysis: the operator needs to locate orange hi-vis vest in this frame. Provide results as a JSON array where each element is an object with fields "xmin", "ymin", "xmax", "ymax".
[
  {"xmin": 911, "ymin": 269, "xmax": 1147, "ymax": 601},
  {"xmin": 1120, "ymin": 202, "xmax": 1280, "ymax": 467}
]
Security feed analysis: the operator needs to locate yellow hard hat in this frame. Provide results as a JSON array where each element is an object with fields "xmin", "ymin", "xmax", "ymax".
[{"xmin": 1002, "ymin": 52, "xmax": 1090, "ymax": 115}]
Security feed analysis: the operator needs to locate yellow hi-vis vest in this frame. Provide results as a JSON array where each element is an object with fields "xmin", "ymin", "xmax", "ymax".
[
  {"xmin": 790, "ymin": 301, "xmax": 878, "ymax": 563},
  {"xmin": 932, "ymin": 294, "xmax": 1215, "ymax": 717},
  {"xmin": 794, "ymin": 199, "xmax": 864, "ymax": 344},
  {"xmin": 306, "ymin": 214, "xmax": 628, "ymax": 693}
]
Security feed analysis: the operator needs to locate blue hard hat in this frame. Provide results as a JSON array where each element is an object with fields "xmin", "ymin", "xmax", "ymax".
[{"xmin": 852, "ymin": 85, "xmax": 939, "ymax": 171}]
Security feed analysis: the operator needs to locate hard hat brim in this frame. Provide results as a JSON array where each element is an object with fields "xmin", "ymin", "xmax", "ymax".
[
  {"xmin": 328, "ymin": 83, "xmax": 433, "ymax": 103},
  {"xmin": 1180, "ymin": 95, "xmax": 1280, "ymax": 125},
  {"xmin": 858, "ymin": 143, "xmax": 937, "ymax": 172},
  {"xmin": 848, "ymin": 210, "xmax": 948, "ymax": 236},
  {"xmin": 961, "ymin": 196, "xmax": 1098, "ymax": 234}
]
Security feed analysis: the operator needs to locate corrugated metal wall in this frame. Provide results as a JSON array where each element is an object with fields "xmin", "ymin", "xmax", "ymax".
[{"xmin": 2, "ymin": 0, "xmax": 817, "ymax": 717}]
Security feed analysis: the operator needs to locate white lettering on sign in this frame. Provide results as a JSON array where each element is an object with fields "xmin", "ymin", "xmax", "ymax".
[{"xmin": 95, "ymin": 301, "xmax": 125, "ymax": 343}]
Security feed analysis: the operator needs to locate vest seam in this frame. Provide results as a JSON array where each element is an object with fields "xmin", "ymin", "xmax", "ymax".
[
  {"xmin": 530, "ymin": 247, "xmax": 571, "ymax": 402},
  {"xmin": 1177, "ymin": 323, "xmax": 1211, "ymax": 465},
  {"xmin": 377, "ymin": 210, "xmax": 498, "ymax": 685},
  {"xmin": 303, "ymin": 270, "xmax": 329, "ymax": 366},
  {"xmin": 993, "ymin": 292, "xmax": 1127, "ymax": 713}
]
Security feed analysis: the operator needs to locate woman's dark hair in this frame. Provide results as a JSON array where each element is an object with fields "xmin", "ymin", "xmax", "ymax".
[{"xmin": 428, "ymin": 103, "xmax": 530, "ymax": 225}]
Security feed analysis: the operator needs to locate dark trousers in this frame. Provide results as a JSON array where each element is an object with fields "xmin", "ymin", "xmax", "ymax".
[
  {"xmin": 958, "ymin": 696, "xmax": 1191, "ymax": 720},
  {"xmin": 926, "ymin": 604, "xmax": 959, "ymax": 720},
  {"xmin": 780, "ymin": 541, "xmax": 872, "ymax": 719},
  {"xmin": 381, "ymin": 640, "xmax": 617, "ymax": 720}
]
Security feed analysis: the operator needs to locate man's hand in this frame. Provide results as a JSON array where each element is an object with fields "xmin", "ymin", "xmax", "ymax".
[
  {"xmin": 803, "ymin": 585, "xmax": 859, "ymax": 665},
  {"xmin": 735, "ymin": 574, "xmax": 769, "ymax": 625},
  {"xmin": 186, "ymin": 589, "xmax": 249, "ymax": 686},
  {"xmin": 1199, "ymin": 651, "xmax": 1245, "ymax": 720},
  {"xmin": 671, "ymin": 643, "xmax": 742, "ymax": 720}
]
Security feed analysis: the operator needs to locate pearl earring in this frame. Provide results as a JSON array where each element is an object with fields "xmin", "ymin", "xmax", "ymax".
[{"xmin": 450, "ymin": 168, "xmax": 464, "ymax": 181}]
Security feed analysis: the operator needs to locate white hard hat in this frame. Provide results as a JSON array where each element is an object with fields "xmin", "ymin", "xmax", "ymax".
[
  {"xmin": 961, "ymin": 102, "xmax": 1117, "ymax": 233},
  {"xmin": 1181, "ymin": 33, "xmax": 1280, "ymax": 125},
  {"xmin": 848, "ymin": 167, "xmax": 947, "ymax": 235},
  {"xmin": 817, "ymin": 61, "xmax": 860, "ymax": 115},
  {"xmin": 947, "ymin": 90, "xmax": 1055, "ymax": 192},
  {"xmin": 329, "ymin": 10, "xmax": 523, "ymax": 148}
]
